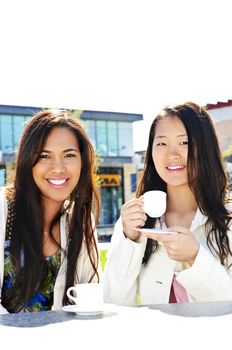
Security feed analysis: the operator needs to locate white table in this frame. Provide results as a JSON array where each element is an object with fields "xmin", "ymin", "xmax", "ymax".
[{"xmin": 1, "ymin": 301, "xmax": 232, "ymax": 349}]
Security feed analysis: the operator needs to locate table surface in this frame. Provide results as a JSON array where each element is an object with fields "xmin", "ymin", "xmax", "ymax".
[{"xmin": 1, "ymin": 301, "xmax": 232, "ymax": 349}]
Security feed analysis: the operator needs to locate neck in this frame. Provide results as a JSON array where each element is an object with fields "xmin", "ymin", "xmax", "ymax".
[
  {"xmin": 166, "ymin": 184, "xmax": 197, "ymax": 213},
  {"xmin": 41, "ymin": 197, "xmax": 64, "ymax": 232}
]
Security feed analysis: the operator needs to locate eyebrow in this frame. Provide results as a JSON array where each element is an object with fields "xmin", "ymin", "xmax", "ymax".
[
  {"xmin": 154, "ymin": 134, "xmax": 187, "ymax": 139},
  {"xmin": 40, "ymin": 148, "xmax": 79, "ymax": 153}
]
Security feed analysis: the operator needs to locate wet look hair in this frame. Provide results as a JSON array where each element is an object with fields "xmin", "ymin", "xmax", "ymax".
[
  {"xmin": 3, "ymin": 109, "xmax": 99, "ymax": 312},
  {"xmin": 137, "ymin": 102, "xmax": 232, "ymax": 265}
]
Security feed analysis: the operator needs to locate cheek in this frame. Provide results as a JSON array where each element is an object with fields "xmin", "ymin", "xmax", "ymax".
[
  {"xmin": 71, "ymin": 162, "xmax": 82, "ymax": 180},
  {"xmin": 152, "ymin": 149, "xmax": 162, "ymax": 170},
  {"xmin": 32, "ymin": 165, "xmax": 39, "ymax": 182}
]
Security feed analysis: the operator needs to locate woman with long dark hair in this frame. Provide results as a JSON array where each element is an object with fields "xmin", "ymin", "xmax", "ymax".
[
  {"xmin": 0, "ymin": 109, "xmax": 100, "ymax": 313},
  {"xmin": 103, "ymin": 102, "xmax": 232, "ymax": 305}
]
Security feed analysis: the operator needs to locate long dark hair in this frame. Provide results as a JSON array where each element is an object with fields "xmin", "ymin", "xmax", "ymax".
[
  {"xmin": 137, "ymin": 102, "xmax": 232, "ymax": 265},
  {"xmin": 3, "ymin": 109, "xmax": 99, "ymax": 312}
]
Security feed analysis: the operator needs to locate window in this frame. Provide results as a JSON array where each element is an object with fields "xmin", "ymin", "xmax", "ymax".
[
  {"xmin": 107, "ymin": 121, "xmax": 117, "ymax": 156},
  {"xmin": 96, "ymin": 121, "xmax": 107, "ymax": 156},
  {"xmin": 97, "ymin": 167, "xmax": 123, "ymax": 226},
  {"xmin": 13, "ymin": 116, "xmax": 27, "ymax": 151},
  {"xmin": 0, "ymin": 168, "xmax": 5, "ymax": 186},
  {"xmin": 87, "ymin": 120, "xmax": 134, "ymax": 157},
  {"xmin": 118, "ymin": 122, "xmax": 133, "ymax": 156},
  {"xmin": 85, "ymin": 120, "xmax": 96, "ymax": 148},
  {"xmin": 0, "ymin": 115, "xmax": 13, "ymax": 152}
]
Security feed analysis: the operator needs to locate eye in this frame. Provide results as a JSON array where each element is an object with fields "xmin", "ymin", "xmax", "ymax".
[
  {"xmin": 65, "ymin": 153, "xmax": 76, "ymax": 158},
  {"xmin": 180, "ymin": 141, "xmax": 188, "ymax": 145},
  {"xmin": 39, "ymin": 154, "xmax": 50, "ymax": 159},
  {"xmin": 156, "ymin": 142, "xmax": 166, "ymax": 146}
]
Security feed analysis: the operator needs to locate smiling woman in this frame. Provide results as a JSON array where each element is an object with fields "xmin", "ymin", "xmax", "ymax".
[
  {"xmin": 32, "ymin": 127, "xmax": 82, "ymax": 206},
  {"xmin": 103, "ymin": 101, "xmax": 232, "ymax": 307},
  {"xmin": 0, "ymin": 109, "xmax": 100, "ymax": 314}
]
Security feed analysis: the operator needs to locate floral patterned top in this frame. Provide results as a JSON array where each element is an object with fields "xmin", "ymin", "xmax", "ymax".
[{"xmin": 2, "ymin": 239, "xmax": 61, "ymax": 312}]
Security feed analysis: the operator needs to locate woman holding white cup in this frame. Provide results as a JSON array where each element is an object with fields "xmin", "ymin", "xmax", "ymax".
[{"xmin": 103, "ymin": 102, "xmax": 232, "ymax": 306}]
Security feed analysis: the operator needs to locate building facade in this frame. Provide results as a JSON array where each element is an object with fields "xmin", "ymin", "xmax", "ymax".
[
  {"xmin": 206, "ymin": 99, "xmax": 232, "ymax": 152},
  {"xmin": 0, "ymin": 105, "xmax": 143, "ymax": 235}
]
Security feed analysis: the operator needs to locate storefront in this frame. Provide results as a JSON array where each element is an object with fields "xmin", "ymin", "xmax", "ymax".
[{"xmin": 97, "ymin": 167, "xmax": 124, "ymax": 226}]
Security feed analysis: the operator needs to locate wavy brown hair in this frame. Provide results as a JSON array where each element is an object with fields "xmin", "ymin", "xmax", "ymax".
[
  {"xmin": 2, "ymin": 109, "xmax": 99, "ymax": 312},
  {"xmin": 137, "ymin": 102, "xmax": 232, "ymax": 265}
]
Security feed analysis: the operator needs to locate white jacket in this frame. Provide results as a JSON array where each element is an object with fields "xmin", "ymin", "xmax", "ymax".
[
  {"xmin": 103, "ymin": 208, "xmax": 232, "ymax": 306},
  {"xmin": 0, "ymin": 190, "xmax": 100, "ymax": 314}
]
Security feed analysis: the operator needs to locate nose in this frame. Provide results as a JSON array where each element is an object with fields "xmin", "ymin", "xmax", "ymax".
[
  {"xmin": 51, "ymin": 158, "xmax": 66, "ymax": 173},
  {"xmin": 167, "ymin": 146, "xmax": 180, "ymax": 160}
]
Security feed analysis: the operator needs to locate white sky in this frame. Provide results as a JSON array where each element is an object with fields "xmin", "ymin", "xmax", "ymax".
[{"xmin": 1, "ymin": 0, "xmax": 232, "ymax": 151}]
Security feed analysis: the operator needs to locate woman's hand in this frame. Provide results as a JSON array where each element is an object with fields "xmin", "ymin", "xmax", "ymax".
[
  {"xmin": 121, "ymin": 197, "xmax": 147, "ymax": 241},
  {"xmin": 142, "ymin": 226, "xmax": 200, "ymax": 266}
]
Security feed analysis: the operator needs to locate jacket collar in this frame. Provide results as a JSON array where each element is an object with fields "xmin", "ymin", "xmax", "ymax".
[{"xmin": 190, "ymin": 207, "xmax": 208, "ymax": 232}]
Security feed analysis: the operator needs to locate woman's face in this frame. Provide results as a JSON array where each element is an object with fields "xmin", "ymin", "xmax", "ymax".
[
  {"xmin": 32, "ymin": 127, "xmax": 82, "ymax": 207},
  {"xmin": 152, "ymin": 116, "xmax": 188, "ymax": 188}
]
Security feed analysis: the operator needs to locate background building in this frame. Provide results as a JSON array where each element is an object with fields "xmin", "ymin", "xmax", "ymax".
[
  {"xmin": 206, "ymin": 99, "xmax": 232, "ymax": 152},
  {"xmin": 206, "ymin": 99, "xmax": 232, "ymax": 183},
  {"xmin": 0, "ymin": 104, "xmax": 143, "ymax": 237}
]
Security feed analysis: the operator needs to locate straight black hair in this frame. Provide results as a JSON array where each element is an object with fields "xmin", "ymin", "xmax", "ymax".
[{"xmin": 137, "ymin": 102, "xmax": 232, "ymax": 265}]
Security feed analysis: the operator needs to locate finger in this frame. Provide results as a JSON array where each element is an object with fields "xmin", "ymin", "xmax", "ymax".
[
  {"xmin": 142, "ymin": 232, "xmax": 179, "ymax": 242},
  {"xmin": 122, "ymin": 198, "xmax": 143, "ymax": 210},
  {"xmin": 130, "ymin": 218, "xmax": 147, "ymax": 228},
  {"xmin": 121, "ymin": 205, "xmax": 146, "ymax": 216},
  {"xmin": 168, "ymin": 226, "xmax": 192, "ymax": 235}
]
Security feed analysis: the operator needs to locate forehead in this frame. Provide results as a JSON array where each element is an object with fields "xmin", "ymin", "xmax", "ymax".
[
  {"xmin": 44, "ymin": 127, "xmax": 79, "ymax": 148},
  {"xmin": 154, "ymin": 116, "xmax": 186, "ymax": 136}
]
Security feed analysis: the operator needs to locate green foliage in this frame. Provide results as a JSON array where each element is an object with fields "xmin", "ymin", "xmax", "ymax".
[
  {"xmin": 69, "ymin": 109, "xmax": 83, "ymax": 120},
  {"xmin": 100, "ymin": 249, "xmax": 107, "ymax": 271},
  {"xmin": 223, "ymin": 145, "xmax": 232, "ymax": 160}
]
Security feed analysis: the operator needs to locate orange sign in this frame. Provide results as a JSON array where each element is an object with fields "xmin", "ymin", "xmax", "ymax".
[{"xmin": 97, "ymin": 174, "xmax": 121, "ymax": 187}]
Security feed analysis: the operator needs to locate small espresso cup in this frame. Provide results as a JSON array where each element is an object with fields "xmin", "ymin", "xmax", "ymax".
[
  {"xmin": 143, "ymin": 190, "xmax": 167, "ymax": 218},
  {"xmin": 66, "ymin": 283, "xmax": 103, "ymax": 311}
]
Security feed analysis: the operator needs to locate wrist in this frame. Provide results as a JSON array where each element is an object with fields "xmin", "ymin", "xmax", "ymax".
[
  {"xmin": 123, "ymin": 230, "xmax": 140, "ymax": 242},
  {"xmin": 188, "ymin": 243, "xmax": 200, "ymax": 266}
]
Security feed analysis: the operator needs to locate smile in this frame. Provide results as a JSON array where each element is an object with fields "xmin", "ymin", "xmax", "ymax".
[
  {"xmin": 167, "ymin": 166, "xmax": 185, "ymax": 170},
  {"xmin": 47, "ymin": 178, "xmax": 69, "ymax": 187}
]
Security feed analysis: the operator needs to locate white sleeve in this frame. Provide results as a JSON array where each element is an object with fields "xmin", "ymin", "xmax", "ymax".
[
  {"xmin": 176, "ymin": 227, "xmax": 232, "ymax": 302},
  {"xmin": 77, "ymin": 214, "xmax": 101, "ymax": 283},
  {"xmin": 103, "ymin": 218, "xmax": 147, "ymax": 306}
]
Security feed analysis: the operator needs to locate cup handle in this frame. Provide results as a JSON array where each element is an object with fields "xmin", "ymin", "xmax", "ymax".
[{"xmin": 67, "ymin": 286, "xmax": 78, "ymax": 303}]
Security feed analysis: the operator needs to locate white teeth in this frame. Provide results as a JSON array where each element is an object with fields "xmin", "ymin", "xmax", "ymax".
[
  {"xmin": 168, "ymin": 166, "xmax": 184, "ymax": 170},
  {"xmin": 48, "ymin": 179, "xmax": 66, "ymax": 185}
]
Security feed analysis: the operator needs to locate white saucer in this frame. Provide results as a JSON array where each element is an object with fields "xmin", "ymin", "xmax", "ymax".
[
  {"xmin": 62, "ymin": 305, "xmax": 103, "ymax": 316},
  {"xmin": 138, "ymin": 228, "xmax": 175, "ymax": 235}
]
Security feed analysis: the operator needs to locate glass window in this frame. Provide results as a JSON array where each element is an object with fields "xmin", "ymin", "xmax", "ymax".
[
  {"xmin": 0, "ymin": 115, "xmax": 13, "ymax": 152},
  {"xmin": 96, "ymin": 120, "xmax": 107, "ymax": 156},
  {"xmin": 85, "ymin": 120, "xmax": 96, "ymax": 148},
  {"xmin": 13, "ymin": 116, "xmax": 27, "ymax": 151},
  {"xmin": 97, "ymin": 167, "xmax": 123, "ymax": 226},
  {"xmin": 107, "ymin": 121, "xmax": 118, "ymax": 156},
  {"xmin": 0, "ymin": 168, "xmax": 5, "ymax": 187},
  {"xmin": 118, "ymin": 122, "xmax": 133, "ymax": 156}
]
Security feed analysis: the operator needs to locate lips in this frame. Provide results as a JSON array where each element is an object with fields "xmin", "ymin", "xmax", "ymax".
[
  {"xmin": 47, "ymin": 178, "xmax": 69, "ymax": 187},
  {"xmin": 167, "ymin": 166, "xmax": 185, "ymax": 170}
]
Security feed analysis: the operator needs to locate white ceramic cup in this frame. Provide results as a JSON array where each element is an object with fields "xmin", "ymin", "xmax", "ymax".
[
  {"xmin": 66, "ymin": 283, "xmax": 103, "ymax": 311},
  {"xmin": 143, "ymin": 190, "xmax": 167, "ymax": 218}
]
